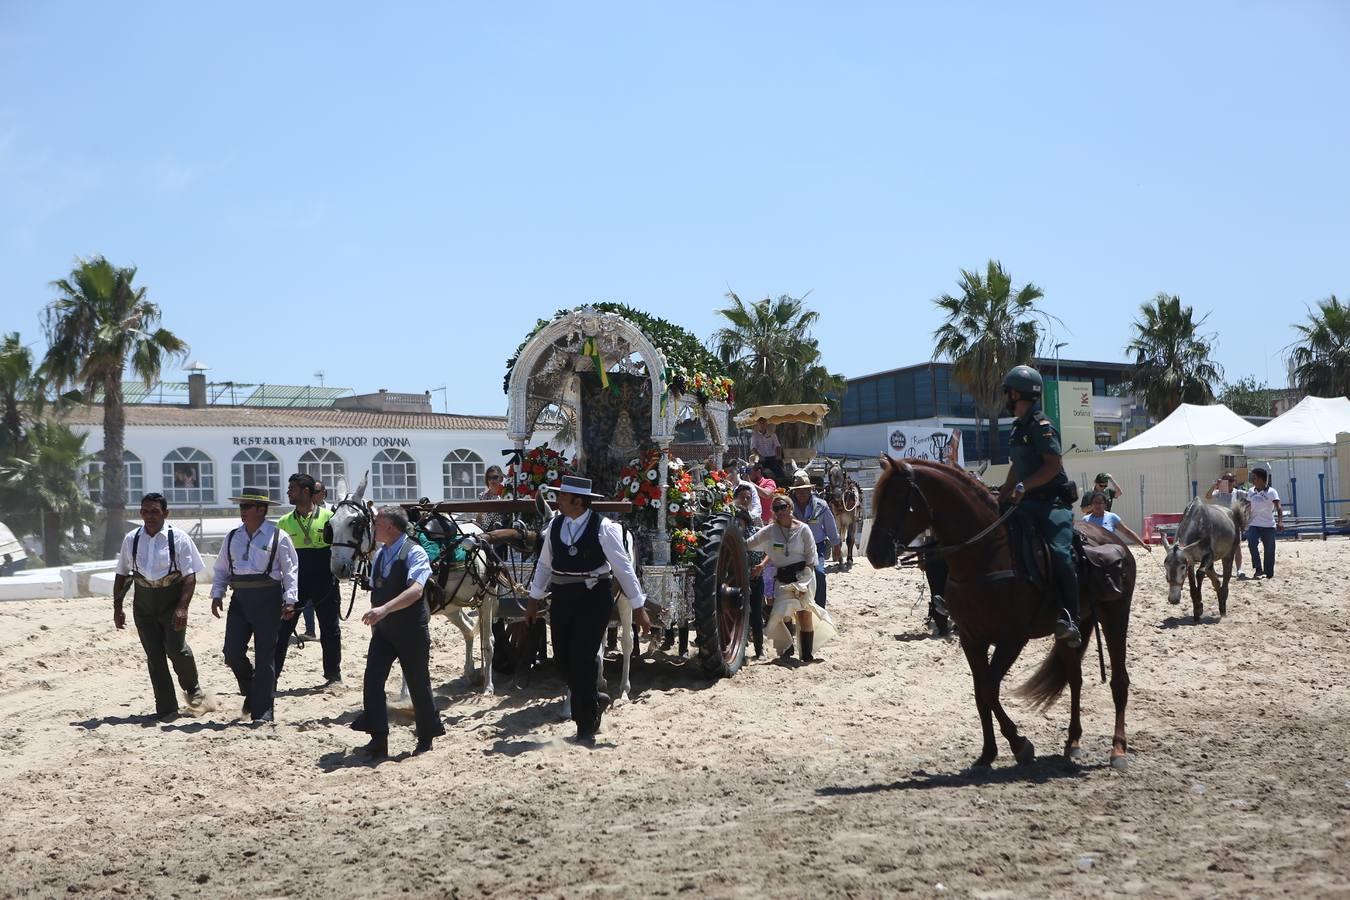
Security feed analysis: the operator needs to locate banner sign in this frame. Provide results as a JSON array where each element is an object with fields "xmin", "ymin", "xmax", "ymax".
[
  {"xmin": 1044, "ymin": 379, "xmax": 1096, "ymax": 453},
  {"xmin": 885, "ymin": 426, "xmax": 966, "ymax": 467}
]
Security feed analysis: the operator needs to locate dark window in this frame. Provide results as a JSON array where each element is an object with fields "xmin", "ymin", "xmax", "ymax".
[
  {"xmin": 858, "ymin": 378, "xmax": 879, "ymax": 423},
  {"xmin": 896, "ymin": 371, "xmax": 916, "ymax": 420},
  {"xmin": 914, "ymin": 369, "xmax": 934, "ymax": 418},
  {"xmin": 876, "ymin": 375, "xmax": 896, "ymax": 420},
  {"xmin": 841, "ymin": 386, "xmax": 860, "ymax": 426},
  {"xmin": 1094, "ymin": 377, "xmax": 1106, "ymax": 396}
]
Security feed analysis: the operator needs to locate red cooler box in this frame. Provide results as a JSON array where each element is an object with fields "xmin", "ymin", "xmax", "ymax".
[{"xmin": 1143, "ymin": 513, "xmax": 1184, "ymax": 544}]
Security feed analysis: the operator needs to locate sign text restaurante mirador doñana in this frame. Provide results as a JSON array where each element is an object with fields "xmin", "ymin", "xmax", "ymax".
[{"xmin": 231, "ymin": 435, "xmax": 413, "ymax": 448}]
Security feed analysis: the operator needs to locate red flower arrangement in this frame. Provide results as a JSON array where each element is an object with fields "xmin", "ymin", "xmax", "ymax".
[
  {"xmin": 613, "ymin": 449, "xmax": 697, "ymax": 530},
  {"xmin": 505, "ymin": 445, "xmax": 575, "ymax": 498}
]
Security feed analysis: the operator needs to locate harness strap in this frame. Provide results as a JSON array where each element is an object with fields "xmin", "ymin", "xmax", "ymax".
[
  {"xmin": 131, "ymin": 526, "xmax": 180, "ymax": 586},
  {"xmin": 226, "ymin": 525, "xmax": 281, "ymax": 577}
]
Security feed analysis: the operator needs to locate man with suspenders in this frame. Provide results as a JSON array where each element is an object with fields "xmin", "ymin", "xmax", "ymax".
[
  {"xmin": 210, "ymin": 487, "xmax": 299, "ymax": 723},
  {"xmin": 112, "ymin": 493, "xmax": 210, "ymax": 721},
  {"xmin": 274, "ymin": 473, "xmax": 342, "ymax": 685}
]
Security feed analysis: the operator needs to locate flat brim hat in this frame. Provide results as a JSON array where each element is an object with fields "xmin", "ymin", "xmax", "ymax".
[
  {"xmin": 228, "ymin": 488, "xmax": 278, "ymax": 505},
  {"xmin": 788, "ymin": 471, "xmax": 814, "ymax": 490},
  {"xmin": 557, "ymin": 475, "xmax": 604, "ymax": 499}
]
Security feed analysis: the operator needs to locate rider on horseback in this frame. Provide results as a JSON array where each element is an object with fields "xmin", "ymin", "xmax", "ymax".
[{"xmin": 998, "ymin": 365, "xmax": 1082, "ymax": 649}]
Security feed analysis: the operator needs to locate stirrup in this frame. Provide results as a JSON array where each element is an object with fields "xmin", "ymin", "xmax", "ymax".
[
  {"xmin": 931, "ymin": 594, "xmax": 949, "ymax": 618},
  {"xmin": 1054, "ymin": 613, "xmax": 1082, "ymax": 649}
]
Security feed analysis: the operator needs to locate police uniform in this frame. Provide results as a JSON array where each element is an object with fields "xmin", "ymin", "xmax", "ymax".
[
  {"xmin": 275, "ymin": 504, "xmax": 341, "ymax": 683},
  {"xmin": 1007, "ymin": 404, "xmax": 1080, "ymax": 625},
  {"xmin": 115, "ymin": 524, "xmax": 207, "ymax": 716},
  {"xmin": 211, "ymin": 519, "xmax": 299, "ymax": 722},
  {"xmin": 528, "ymin": 501, "xmax": 646, "ymax": 741},
  {"xmin": 353, "ymin": 535, "xmax": 445, "ymax": 745}
]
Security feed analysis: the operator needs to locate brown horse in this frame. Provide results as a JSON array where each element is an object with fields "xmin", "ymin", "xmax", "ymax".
[{"xmin": 866, "ymin": 457, "xmax": 1134, "ymax": 770}]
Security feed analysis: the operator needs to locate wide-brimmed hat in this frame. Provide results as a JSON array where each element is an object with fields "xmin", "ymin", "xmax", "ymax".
[
  {"xmin": 229, "ymin": 488, "xmax": 276, "ymax": 505},
  {"xmin": 557, "ymin": 475, "xmax": 604, "ymax": 499},
  {"xmin": 1094, "ymin": 472, "xmax": 1112, "ymax": 483},
  {"xmin": 788, "ymin": 471, "xmax": 814, "ymax": 490}
]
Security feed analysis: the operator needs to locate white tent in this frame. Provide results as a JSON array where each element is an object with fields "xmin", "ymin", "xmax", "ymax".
[
  {"xmin": 1240, "ymin": 396, "xmax": 1350, "ymax": 454},
  {"xmin": 1107, "ymin": 403, "xmax": 1253, "ymax": 452}
]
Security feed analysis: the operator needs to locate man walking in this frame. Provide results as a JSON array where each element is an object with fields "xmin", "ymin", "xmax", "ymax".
[
  {"xmin": 352, "ymin": 506, "xmax": 445, "ymax": 758},
  {"xmin": 275, "ymin": 473, "xmax": 342, "ymax": 685},
  {"xmin": 210, "ymin": 488, "xmax": 299, "ymax": 722},
  {"xmin": 112, "ymin": 492, "xmax": 210, "ymax": 721},
  {"xmin": 527, "ymin": 475, "xmax": 651, "ymax": 744}
]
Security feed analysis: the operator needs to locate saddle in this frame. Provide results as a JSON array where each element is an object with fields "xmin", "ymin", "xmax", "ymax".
[{"xmin": 1005, "ymin": 510, "xmax": 1130, "ymax": 606}]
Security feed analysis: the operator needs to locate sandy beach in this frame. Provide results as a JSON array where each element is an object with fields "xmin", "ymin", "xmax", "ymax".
[{"xmin": 1, "ymin": 539, "xmax": 1348, "ymax": 898}]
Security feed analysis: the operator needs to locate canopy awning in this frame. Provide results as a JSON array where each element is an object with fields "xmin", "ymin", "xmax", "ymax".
[
  {"xmin": 734, "ymin": 403, "xmax": 831, "ymax": 428},
  {"xmin": 1241, "ymin": 396, "xmax": 1350, "ymax": 454}
]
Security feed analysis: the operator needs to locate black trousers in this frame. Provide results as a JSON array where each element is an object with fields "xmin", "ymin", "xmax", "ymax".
[
  {"xmin": 222, "ymin": 586, "xmax": 282, "ymax": 721},
  {"xmin": 358, "ymin": 601, "xmax": 444, "ymax": 740},
  {"xmin": 551, "ymin": 580, "xmax": 615, "ymax": 736},
  {"xmin": 749, "ymin": 569, "xmax": 765, "ymax": 652},
  {"xmin": 132, "ymin": 582, "xmax": 200, "ymax": 715},
  {"xmin": 274, "ymin": 576, "xmax": 343, "ymax": 682}
]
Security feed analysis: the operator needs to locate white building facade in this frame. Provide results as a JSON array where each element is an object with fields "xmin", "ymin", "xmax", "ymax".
[{"xmin": 65, "ymin": 405, "xmax": 520, "ymax": 514}]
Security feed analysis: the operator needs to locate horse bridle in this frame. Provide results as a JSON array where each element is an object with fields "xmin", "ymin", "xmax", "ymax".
[
  {"xmin": 326, "ymin": 497, "xmax": 374, "ymax": 619},
  {"xmin": 886, "ymin": 467, "xmax": 1018, "ymax": 557}
]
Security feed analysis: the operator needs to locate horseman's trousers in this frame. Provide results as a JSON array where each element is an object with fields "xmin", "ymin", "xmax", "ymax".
[
  {"xmin": 274, "ymin": 573, "xmax": 343, "ymax": 683},
  {"xmin": 1021, "ymin": 499, "xmax": 1080, "ymax": 616},
  {"xmin": 222, "ymin": 584, "xmax": 283, "ymax": 722},
  {"xmin": 550, "ymin": 580, "xmax": 615, "ymax": 736},
  {"xmin": 132, "ymin": 581, "xmax": 200, "ymax": 716}
]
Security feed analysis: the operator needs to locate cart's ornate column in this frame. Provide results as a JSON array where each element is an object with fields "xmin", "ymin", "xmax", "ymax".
[{"xmin": 653, "ymin": 438, "xmax": 672, "ymax": 564}]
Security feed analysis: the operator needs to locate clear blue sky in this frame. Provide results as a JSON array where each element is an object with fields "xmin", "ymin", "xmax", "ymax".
[{"xmin": 2, "ymin": 2, "xmax": 1346, "ymax": 414}]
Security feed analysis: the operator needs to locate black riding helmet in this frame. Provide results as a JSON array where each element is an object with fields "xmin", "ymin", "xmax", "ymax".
[{"xmin": 1002, "ymin": 365, "xmax": 1044, "ymax": 396}]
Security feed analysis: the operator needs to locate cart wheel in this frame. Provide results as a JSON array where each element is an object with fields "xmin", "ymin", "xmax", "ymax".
[{"xmin": 693, "ymin": 513, "xmax": 751, "ymax": 679}]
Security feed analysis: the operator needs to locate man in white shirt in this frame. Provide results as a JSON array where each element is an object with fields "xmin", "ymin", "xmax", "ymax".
[
  {"xmin": 1244, "ymin": 466, "xmax": 1284, "ymax": 579},
  {"xmin": 112, "ymin": 493, "xmax": 210, "ymax": 721},
  {"xmin": 210, "ymin": 488, "xmax": 299, "ymax": 723},
  {"xmin": 527, "ymin": 475, "xmax": 651, "ymax": 744}
]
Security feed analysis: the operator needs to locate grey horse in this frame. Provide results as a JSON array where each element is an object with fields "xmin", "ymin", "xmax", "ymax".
[{"xmin": 1161, "ymin": 496, "xmax": 1252, "ymax": 622}]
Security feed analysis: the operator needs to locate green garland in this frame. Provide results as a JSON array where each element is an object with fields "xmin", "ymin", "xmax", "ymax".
[{"xmin": 503, "ymin": 302, "xmax": 728, "ymax": 393}]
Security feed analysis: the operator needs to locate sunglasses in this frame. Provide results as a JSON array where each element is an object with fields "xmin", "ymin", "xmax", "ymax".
[{"xmin": 772, "ymin": 504, "xmax": 790, "ymax": 512}]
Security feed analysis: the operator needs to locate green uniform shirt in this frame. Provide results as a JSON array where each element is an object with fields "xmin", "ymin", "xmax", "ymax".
[
  {"xmin": 276, "ymin": 507, "xmax": 333, "ymax": 550},
  {"xmin": 1008, "ymin": 405, "xmax": 1068, "ymax": 501}
]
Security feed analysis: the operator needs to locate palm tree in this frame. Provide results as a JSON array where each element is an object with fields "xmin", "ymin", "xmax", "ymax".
[
  {"xmin": 1125, "ymin": 293, "xmax": 1223, "ymax": 420},
  {"xmin": 932, "ymin": 261, "xmax": 1049, "ymax": 463},
  {"xmin": 0, "ymin": 332, "xmax": 43, "ymax": 464},
  {"xmin": 1289, "ymin": 294, "xmax": 1350, "ymax": 399},
  {"xmin": 712, "ymin": 292, "xmax": 845, "ymax": 448},
  {"xmin": 0, "ymin": 421, "xmax": 94, "ymax": 566},
  {"xmin": 40, "ymin": 257, "xmax": 188, "ymax": 556}
]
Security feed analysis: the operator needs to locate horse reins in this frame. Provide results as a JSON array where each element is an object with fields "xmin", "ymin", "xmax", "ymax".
[
  {"xmin": 897, "ymin": 473, "xmax": 1020, "ymax": 557},
  {"xmin": 327, "ymin": 497, "xmax": 374, "ymax": 621}
]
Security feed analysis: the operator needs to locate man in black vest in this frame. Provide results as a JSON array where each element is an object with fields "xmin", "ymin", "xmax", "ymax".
[
  {"xmin": 527, "ymin": 475, "xmax": 651, "ymax": 744},
  {"xmin": 352, "ymin": 505, "xmax": 445, "ymax": 758}
]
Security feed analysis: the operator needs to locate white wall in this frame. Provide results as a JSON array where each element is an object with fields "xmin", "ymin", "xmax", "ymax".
[
  {"xmin": 70, "ymin": 422, "xmax": 514, "ymax": 505},
  {"xmin": 1067, "ymin": 445, "xmax": 1244, "ymax": 532}
]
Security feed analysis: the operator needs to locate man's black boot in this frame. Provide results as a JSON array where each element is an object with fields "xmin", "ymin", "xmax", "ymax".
[{"xmin": 801, "ymin": 630, "xmax": 817, "ymax": 663}]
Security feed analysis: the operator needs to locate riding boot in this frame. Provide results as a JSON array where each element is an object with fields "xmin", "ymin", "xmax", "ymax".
[
  {"xmin": 800, "ymin": 630, "xmax": 816, "ymax": 663},
  {"xmin": 931, "ymin": 594, "xmax": 949, "ymax": 618},
  {"xmin": 1054, "ymin": 583, "xmax": 1083, "ymax": 649}
]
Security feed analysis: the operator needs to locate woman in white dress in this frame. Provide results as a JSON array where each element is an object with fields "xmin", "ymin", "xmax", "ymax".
[{"xmin": 747, "ymin": 497, "xmax": 836, "ymax": 662}]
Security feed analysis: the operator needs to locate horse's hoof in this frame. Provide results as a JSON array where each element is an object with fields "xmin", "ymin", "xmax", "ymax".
[
  {"xmin": 1015, "ymin": 738, "xmax": 1036, "ymax": 766},
  {"xmin": 1110, "ymin": 754, "xmax": 1129, "ymax": 771},
  {"xmin": 1065, "ymin": 745, "xmax": 1084, "ymax": 761}
]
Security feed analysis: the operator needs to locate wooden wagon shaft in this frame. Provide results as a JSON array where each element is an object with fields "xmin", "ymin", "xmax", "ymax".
[{"xmin": 400, "ymin": 499, "xmax": 634, "ymax": 515}]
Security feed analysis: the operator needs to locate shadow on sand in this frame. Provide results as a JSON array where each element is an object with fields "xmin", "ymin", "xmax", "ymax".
[
  {"xmin": 817, "ymin": 758, "xmax": 1101, "ymax": 796},
  {"xmin": 1158, "ymin": 614, "xmax": 1222, "ymax": 629}
]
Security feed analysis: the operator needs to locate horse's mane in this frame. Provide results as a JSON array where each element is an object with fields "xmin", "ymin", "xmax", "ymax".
[{"xmin": 875, "ymin": 457, "xmax": 999, "ymax": 514}]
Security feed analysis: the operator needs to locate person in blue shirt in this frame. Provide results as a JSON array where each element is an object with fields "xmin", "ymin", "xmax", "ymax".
[
  {"xmin": 788, "ymin": 471, "xmax": 840, "ymax": 608},
  {"xmin": 351, "ymin": 505, "xmax": 445, "ymax": 758},
  {"xmin": 1082, "ymin": 492, "xmax": 1152, "ymax": 552}
]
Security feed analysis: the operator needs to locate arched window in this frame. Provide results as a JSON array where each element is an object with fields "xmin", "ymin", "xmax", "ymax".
[
  {"xmin": 443, "ymin": 449, "xmax": 485, "ymax": 500},
  {"xmin": 163, "ymin": 448, "xmax": 215, "ymax": 505},
  {"xmin": 231, "ymin": 448, "xmax": 283, "ymax": 503},
  {"xmin": 87, "ymin": 450, "xmax": 144, "ymax": 504},
  {"xmin": 297, "ymin": 448, "xmax": 346, "ymax": 491},
  {"xmin": 371, "ymin": 448, "xmax": 418, "ymax": 501}
]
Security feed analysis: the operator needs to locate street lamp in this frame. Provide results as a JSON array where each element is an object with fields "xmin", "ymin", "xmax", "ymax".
[{"xmin": 1053, "ymin": 341, "xmax": 1068, "ymax": 384}]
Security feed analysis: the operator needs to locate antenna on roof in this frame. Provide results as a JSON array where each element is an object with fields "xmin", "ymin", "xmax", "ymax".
[
  {"xmin": 431, "ymin": 385, "xmax": 447, "ymax": 413},
  {"xmin": 315, "ymin": 370, "xmax": 325, "ymax": 387}
]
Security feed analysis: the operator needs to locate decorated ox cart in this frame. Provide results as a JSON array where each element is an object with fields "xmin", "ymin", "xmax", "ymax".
[{"xmin": 419, "ymin": 305, "xmax": 756, "ymax": 679}]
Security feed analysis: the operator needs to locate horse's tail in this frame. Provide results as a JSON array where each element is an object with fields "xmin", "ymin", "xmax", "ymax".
[{"xmin": 1014, "ymin": 645, "xmax": 1075, "ymax": 712}]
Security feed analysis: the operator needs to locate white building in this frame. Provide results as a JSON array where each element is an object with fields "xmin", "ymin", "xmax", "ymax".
[{"xmin": 63, "ymin": 376, "xmax": 524, "ymax": 514}]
